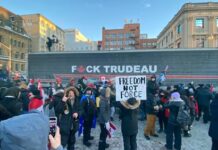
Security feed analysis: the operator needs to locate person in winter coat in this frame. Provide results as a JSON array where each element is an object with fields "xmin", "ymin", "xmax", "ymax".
[
  {"xmin": 158, "ymin": 91, "xmax": 169, "ymax": 133},
  {"xmin": 119, "ymin": 98, "xmax": 140, "ymax": 150},
  {"xmin": 19, "ymin": 82, "xmax": 30, "ymax": 113},
  {"xmin": 98, "ymin": 87, "xmax": 111, "ymax": 150},
  {"xmin": 183, "ymin": 94, "xmax": 197, "ymax": 137},
  {"xmin": 109, "ymin": 83, "xmax": 116, "ymax": 121},
  {"xmin": 147, "ymin": 74, "xmax": 159, "ymax": 96},
  {"xmin": 80, "ymin": 87, "xmax": 96, "ymax": 147},
  {"xmin": 0, "ymin": 87, "xmax": 22, "ymax": 121},
  {"xmin": 195, "ymin": 84, "xmax": 212, "ymax": 123},
  {"xmin": 0, "ymin": 110, "xmax": 49, "ymax": 150},
  {"xmin": 54, "ymin": 87, "xmax": 80, "ymax": 150},
  {"xmin": 144, "ymin": 92, "xmax": 159, "ymax": 140},
  {"xmin": 209, "ymin": 93, "xmax": 218, "ymax": 150},
  {"xmin": 164, "ymin": 92, "xmax": 184, "ymax": 150}
]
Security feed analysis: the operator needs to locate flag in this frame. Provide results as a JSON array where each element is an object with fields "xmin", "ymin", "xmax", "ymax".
[
  {"xmin": 78, "ymin": 117, "xmax": 84, "ymax": 137},
  {"xmin": 107, "ymin": 122, "xmax": 117, "ymax": 138},
  {"xmin": 158, "ymin": 65, "xmax": 169, "ymax": 85},
  {"xmin": 78, "ymin": 95, "xmax": 97, "ymax": 137},
  {"xmin": 28, "ymin": 78, "xmax": 35, "ymax": 89},
  {"xmin": 37, "ymin": 79, "xmax": 45, "ymax": 102}
]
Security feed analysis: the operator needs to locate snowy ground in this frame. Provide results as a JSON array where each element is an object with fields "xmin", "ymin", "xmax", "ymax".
[{"xmin": 73, "ymin": 114, "xmax": 211, "ymax": 150}]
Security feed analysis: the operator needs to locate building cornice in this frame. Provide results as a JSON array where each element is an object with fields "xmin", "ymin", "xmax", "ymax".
[{"xmin": 0, "ymin": 26, "xmax": 31, "ymax": 39}]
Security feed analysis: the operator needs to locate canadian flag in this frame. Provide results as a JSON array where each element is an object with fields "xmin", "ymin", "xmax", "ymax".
[
  {"xmin": 107, "ymin": 122, "xmax": 117, "ymax": 138},
  {"xmin": 27, "ymin": 79, "xmax": 35, "ymax": 89},
  {"xmin": 37, "ymin": 80, "xmax": 45, "ymax": 102}
]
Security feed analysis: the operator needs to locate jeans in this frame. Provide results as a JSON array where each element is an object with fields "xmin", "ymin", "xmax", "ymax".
[{"xmin": 98, "ymin": 123, "xmax": 108, "ymax": 150}]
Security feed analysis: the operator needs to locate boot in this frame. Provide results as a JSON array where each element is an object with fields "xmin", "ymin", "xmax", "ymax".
[
  {"xmin": 88, "ymin": 136, "xmax": 94, "ymax": 140},
  {"xmin": 98, "ymin": 141, "xmax": 105, "ymax": 150},
  {"xmin": 105, "ymin": 142, "xmax": 109, "ymax": 149},
  {"xmin": 83, "ymin": 141, "xmax": 92, "ymax": 147}
]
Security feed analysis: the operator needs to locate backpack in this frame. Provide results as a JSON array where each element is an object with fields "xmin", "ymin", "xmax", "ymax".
[{"xmin": 176, "ymin": 104, "xmax": 191, "ymax": 127}]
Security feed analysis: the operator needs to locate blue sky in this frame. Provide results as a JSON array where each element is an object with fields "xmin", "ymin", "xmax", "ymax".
[{"xmin": 0, "ymin": 0, "xmax": 216, "ymax": 41}]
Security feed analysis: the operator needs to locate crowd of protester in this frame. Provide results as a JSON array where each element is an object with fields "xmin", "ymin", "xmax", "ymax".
[{"xmin": 0, "ymin": 73, "xmax": 217, "ymax": 150}]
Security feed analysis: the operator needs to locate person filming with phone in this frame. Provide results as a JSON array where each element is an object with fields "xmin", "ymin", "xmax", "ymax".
[{"xmin": 54, "ymin": 87, "xmax": 80, "ymax": 150}]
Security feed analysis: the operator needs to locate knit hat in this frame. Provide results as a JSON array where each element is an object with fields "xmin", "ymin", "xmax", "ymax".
[
  {"xmin": 127, "ymin": 97, "xmax": 137, "ymax": 105},
  {"xmin": 171, "ymin": 92, "xmax": 182, "ymax": 101},
  {"xmin": 28, "ymin": 98, "xmax": 43, "ymax": 112}
]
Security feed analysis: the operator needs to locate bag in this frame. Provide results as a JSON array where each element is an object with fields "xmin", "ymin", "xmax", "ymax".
[{"xmin": 176, "ymin": 104, "xmax": 191, "ymax": 127}]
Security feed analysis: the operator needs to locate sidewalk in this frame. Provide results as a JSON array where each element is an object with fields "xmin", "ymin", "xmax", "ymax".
[{"xmin": 74, "ymin": 115, "xmax": 211, "ymax": 150}]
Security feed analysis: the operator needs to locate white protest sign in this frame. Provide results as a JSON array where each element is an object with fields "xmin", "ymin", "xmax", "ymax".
[{"xmin": 115, "ymin": 76, "xmax": 147, "ymax": 101}]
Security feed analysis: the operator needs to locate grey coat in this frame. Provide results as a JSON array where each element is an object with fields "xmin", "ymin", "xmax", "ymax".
[
  {"xmin": 0, "ymin": 111, "xmax": 49, "ymax": 150},
  {"xmin": 98, "ymin": 96, "xmax": 110, "ymax": 124}
]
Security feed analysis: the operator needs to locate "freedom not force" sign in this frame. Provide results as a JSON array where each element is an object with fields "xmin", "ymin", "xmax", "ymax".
[{"xmin": 115, "ymin": 76, "xmax": 147, "ymax": 101}]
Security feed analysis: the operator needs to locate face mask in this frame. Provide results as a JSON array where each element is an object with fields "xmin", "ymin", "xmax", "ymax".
[
  {"xmin": 83, "ymin": 79, "xmax": 88, "ymax": 84},
  {"xmin": 151, "ymin": 78, "xmax": 155, "ymax": 81}
]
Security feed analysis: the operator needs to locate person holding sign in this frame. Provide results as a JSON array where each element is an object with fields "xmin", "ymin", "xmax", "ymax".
[
  {"xmin": 144, "ymin": 75, "xmax": 159, "ymax": 140},
  {"xmin": 119, "ymin": 97, "xmax": 140, "ymax": 150}
]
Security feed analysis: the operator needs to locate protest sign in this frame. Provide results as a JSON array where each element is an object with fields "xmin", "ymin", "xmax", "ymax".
[{"xmin": 115, "ymin": 76, "xmax": 147, "ymax": 101}]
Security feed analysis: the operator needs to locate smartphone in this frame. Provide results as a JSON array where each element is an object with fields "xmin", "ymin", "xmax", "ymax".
[{"xmin": 49, "ymin": 117, "xmax": 57, "ymax": 137}]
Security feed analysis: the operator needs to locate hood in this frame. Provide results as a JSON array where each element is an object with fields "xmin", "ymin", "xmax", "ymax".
[
  {"xmin": 65, "ymin": 86, "xmax": 79, "ymax": 97},
  {"xmin": 53, "ymin": 88, "xmax": 64, "ymax": 96},
  {"xmin": 121, "ymin": 100, "xmax": 141, "ymax": 110},
  {"xmin": 169, "ymin": 100, "xmax": 184, "ymax": 107}
]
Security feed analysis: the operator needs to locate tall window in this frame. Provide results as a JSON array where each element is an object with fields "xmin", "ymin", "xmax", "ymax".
[
  {"xmin": 0, "ymin": 48, "xmax": 3, "ymax": 55},
  {"xmin": 21, "ymin": 53, "xmax": 25, "ymax": 59},
  {"xmin": 177, "ymin": 42, "xmax": 181, "ymax": 48},
  {"xmin": 195, "ymin": 18, "xmax": 204, "ymax": 28},
  {"xmin": 171, "ymin": 31, "xmax": 173, "ymax": 39},
  {"xmin": 216, "ymin": 18, "xmax": 218, "ymax": 28},
  {"xmin": 15, "ymin": 64, "xmax": 19, "ymax": 71},
  {"xmin": 177, "ymin": 24, "xmax": 182, "ymax": 34},
  {"xmin": 196, "ymin": 38, "xmax": 205, "ymax": 48},
  {"xmin": 21, "ymin": 64, "xmax": 25, "ymax": 71}
]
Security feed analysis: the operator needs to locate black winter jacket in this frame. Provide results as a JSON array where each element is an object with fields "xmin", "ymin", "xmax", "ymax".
[
  {"xmin": 119, "ymin": 100, "xmax": 140, "ymax": 136},
  {"xmin": 164, "ymin": 100, "xmax": 184, "ymax": 126},
  {"xmin": 54, "ymin": 97, "xmax": 80, "ymax": 147},
  {"xmin": 146, "ymin": 93, "xmax": 159, "ymax": 115},
  {"xmin": 195, "ymin": 87, "xmax": 212, "ymax": 107},
  {"xmin": 209, "ymin": 96, "xmax": 218, "ymax": 140},
  {"xmin": 0, "ymin": 96, "xmax": 22, "ymax": 121}
]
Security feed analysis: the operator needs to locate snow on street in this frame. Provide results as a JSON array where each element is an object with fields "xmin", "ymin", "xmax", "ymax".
[{"xmin": 74, "ymin": 115, "xmax": 211, "ymax": 150}]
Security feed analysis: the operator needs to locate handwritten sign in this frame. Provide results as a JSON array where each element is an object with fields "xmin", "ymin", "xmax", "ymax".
[{"xmin": 115, "ymin": 76, "xmax": 147, "ymax": 101}]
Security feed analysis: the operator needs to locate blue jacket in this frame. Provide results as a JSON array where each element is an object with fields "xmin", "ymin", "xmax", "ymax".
[{"xmin": 0, "ymin": 111, "xmax": 49, "ymax": 150}]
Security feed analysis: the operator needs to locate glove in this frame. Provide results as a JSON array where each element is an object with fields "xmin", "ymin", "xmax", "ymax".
[{"xmin": 105, "ymin": 122, "xmax": 110, "ymax": 131}]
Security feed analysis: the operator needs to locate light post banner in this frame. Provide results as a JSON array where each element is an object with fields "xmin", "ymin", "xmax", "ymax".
[{"xmin": 115, "ymin": 76, "xmax": 147, "ymax": 101}]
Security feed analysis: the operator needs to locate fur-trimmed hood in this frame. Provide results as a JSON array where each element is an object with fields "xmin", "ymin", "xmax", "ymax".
[
  {"xmin": 121, "ymin": 100, "xmax": 141, "ymax": 110},
  {"xmin": 65, "ymin": 86, "xmax": 79, "ymax": 97}
]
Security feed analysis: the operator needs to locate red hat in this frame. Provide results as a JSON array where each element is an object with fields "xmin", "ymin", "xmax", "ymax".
[
  {"xmin": 28, "ymin": 98, "xmax": 43, "ymax": 112},
  {"xmin": 56, "ymin": 77, "xmax": 62, "ymax": 84},
  {"xmin": 82, "ymin": 76, "xmax": 87, "ymax": 80},
  {"xmin": 87, "ymin": 83, "xmax": 96, "ymax": 89}
]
